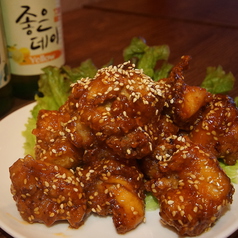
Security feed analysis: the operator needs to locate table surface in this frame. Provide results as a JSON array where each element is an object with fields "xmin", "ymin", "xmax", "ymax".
[{"xmin": 1, "ymin": 0, "xmax": 238, "ymax": 237}]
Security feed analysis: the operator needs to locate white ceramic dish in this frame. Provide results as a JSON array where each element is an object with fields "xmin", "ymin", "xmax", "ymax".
[{"xmin": 0, "ymin": 103, "xmax": 238, "ymax": 238}]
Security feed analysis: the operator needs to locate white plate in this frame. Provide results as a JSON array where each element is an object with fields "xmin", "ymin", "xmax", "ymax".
[{"xmin": 0, "ymin": 103, "xmax": 238, "ymax": 238}]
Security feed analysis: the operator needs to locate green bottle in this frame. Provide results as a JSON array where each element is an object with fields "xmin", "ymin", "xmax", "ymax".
[
  {"xmin": 0, "ymin": 8, "xmax": 12, "ymax": 116},
  {"xmin": 1, "ymin": 0, "xmax": 65, "ymax": 99}
]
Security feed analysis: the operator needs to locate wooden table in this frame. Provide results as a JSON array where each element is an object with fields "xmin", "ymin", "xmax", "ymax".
[{"xmin": 1, "ymin": 0, "xmax": 238, "ymax": 237}]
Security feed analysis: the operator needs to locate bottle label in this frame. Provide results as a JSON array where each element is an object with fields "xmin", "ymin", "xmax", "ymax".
[
  {"xmin": 0, "ymin": 16, "xmax": 10, "ymax": 89},
  {"xmin": 1, "ymin": 0, "xmax": 65, "ymax": 75}
]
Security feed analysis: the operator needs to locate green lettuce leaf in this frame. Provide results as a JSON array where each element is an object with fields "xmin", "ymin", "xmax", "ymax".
[
  {"xmin": 22, "ymin": 116, "xmax": 37, "ymax": 156},
  {"xmin": 123, "ymin": 37, "xmax": 171, "ymax": 79},
  {"xmin": 62, "ymin": 59, "xmax": 98, "ymax": 83},
  {"xmin": 33, "ymin": 66, "xmax": 70, "ymax": 116},
  {"xmin": 154, "ymin": 62, "xmax": 173, "ymax": 81},
  {"xmin": 123, "ymin": 37, "xmax": 148, "ymax": 62},
  {"xmin": 219, "ymin": 160, "xmax": 238, "ymax": 184},
  {"xmin": 201, "ymin": 65, "xmax": 235, "ymax": 94},
  {"xmin": 145, "ymin": 192, "xmax": 159, "ymax": 211},
  {"xmin": 137, "ymin": 45, "xmax": 170, "ymax": 78},
  {"xmin": 235, "ymin": 96, "xmax": 238, "ymax": 106}
]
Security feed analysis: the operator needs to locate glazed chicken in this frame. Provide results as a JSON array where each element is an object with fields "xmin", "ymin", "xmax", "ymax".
[
  {"xmin": 158, "ymin": 55, "xmax": 238, "ymax": 165},
  {"xmin": 77, "ymin": 149, "xmax": 145, "ymax": 234},
  {"xmin": 59, "ymin": 62, "xmax": 166, "ymax": 160},
  {"xmin": 9, "ymin": 58, "xmax": 238, "ymax": 236},
  {"xmin": 158, "ymin": 55, "xmax": 211, "ymax": 130},
  {"xmin": 9, "ymin": 155, "xmax": 87, "ymax": 228},
  {"xmin": 143, "ymin": 135, "xmax": 234, "ymax": 236},
  {"xmin": 33, "ymin": 109, "xmax": 84, "ymax": 169},
  {"xmin": 189, "ymin": 93, "xmax": 238, "ymax": 165}
]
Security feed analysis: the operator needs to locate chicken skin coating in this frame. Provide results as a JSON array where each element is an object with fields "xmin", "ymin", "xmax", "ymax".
[
  {"xmin": 59, "ymin": 61, "xmax": 165, "ymax": 159},
  {"xmin": 189, "ymin": 94, "xmax": 238, "ymax": 165},
  {"xmin": 9, "ymin": 155, "xmax": 87, "ymax": 228},
  {"xmin": 144, "ymin": 136, "xmax": 234, "ymax": 237},
  {"xmin": 76, "ymin": 153, "xmax": 145, "ymax": 234},
  {"xmin": 33, "ymin": 109, "xmax": 84, "ymax": 168}
]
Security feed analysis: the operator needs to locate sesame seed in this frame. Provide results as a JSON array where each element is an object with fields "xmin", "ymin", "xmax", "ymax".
[{"xmin": 168, "ymin": 200, "xmax": 174, "ymax": 205}]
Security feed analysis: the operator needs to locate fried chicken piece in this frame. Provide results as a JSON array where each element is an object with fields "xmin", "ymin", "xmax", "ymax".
[
  {"xmin": 33, "ymin": 109, "xmax": 84, "ymax": 168},
  {"xmin": 158, "ymin": 55, "xmax": 211, "ymax": 130},
  {"xmin": 9, "ymin": 155, "xmax": 87, "ymax": 228},
  {"xmin": 144, "ymin": 136, "xmax": 234, "ymax": 236},
  {"xmin": 76, "ymin": 152, "xmax": 145, "ymax": 234},
  {"xmin": 60, "ymin": 62, "xmax": 165, "ymax": 159},
  {"xmin": 159, "ymin": 56, "xmax": 238, "ymax": 165},
  {"xmin": 189, "ymin": 94, "xmax": 238, "ymax": 165}
]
